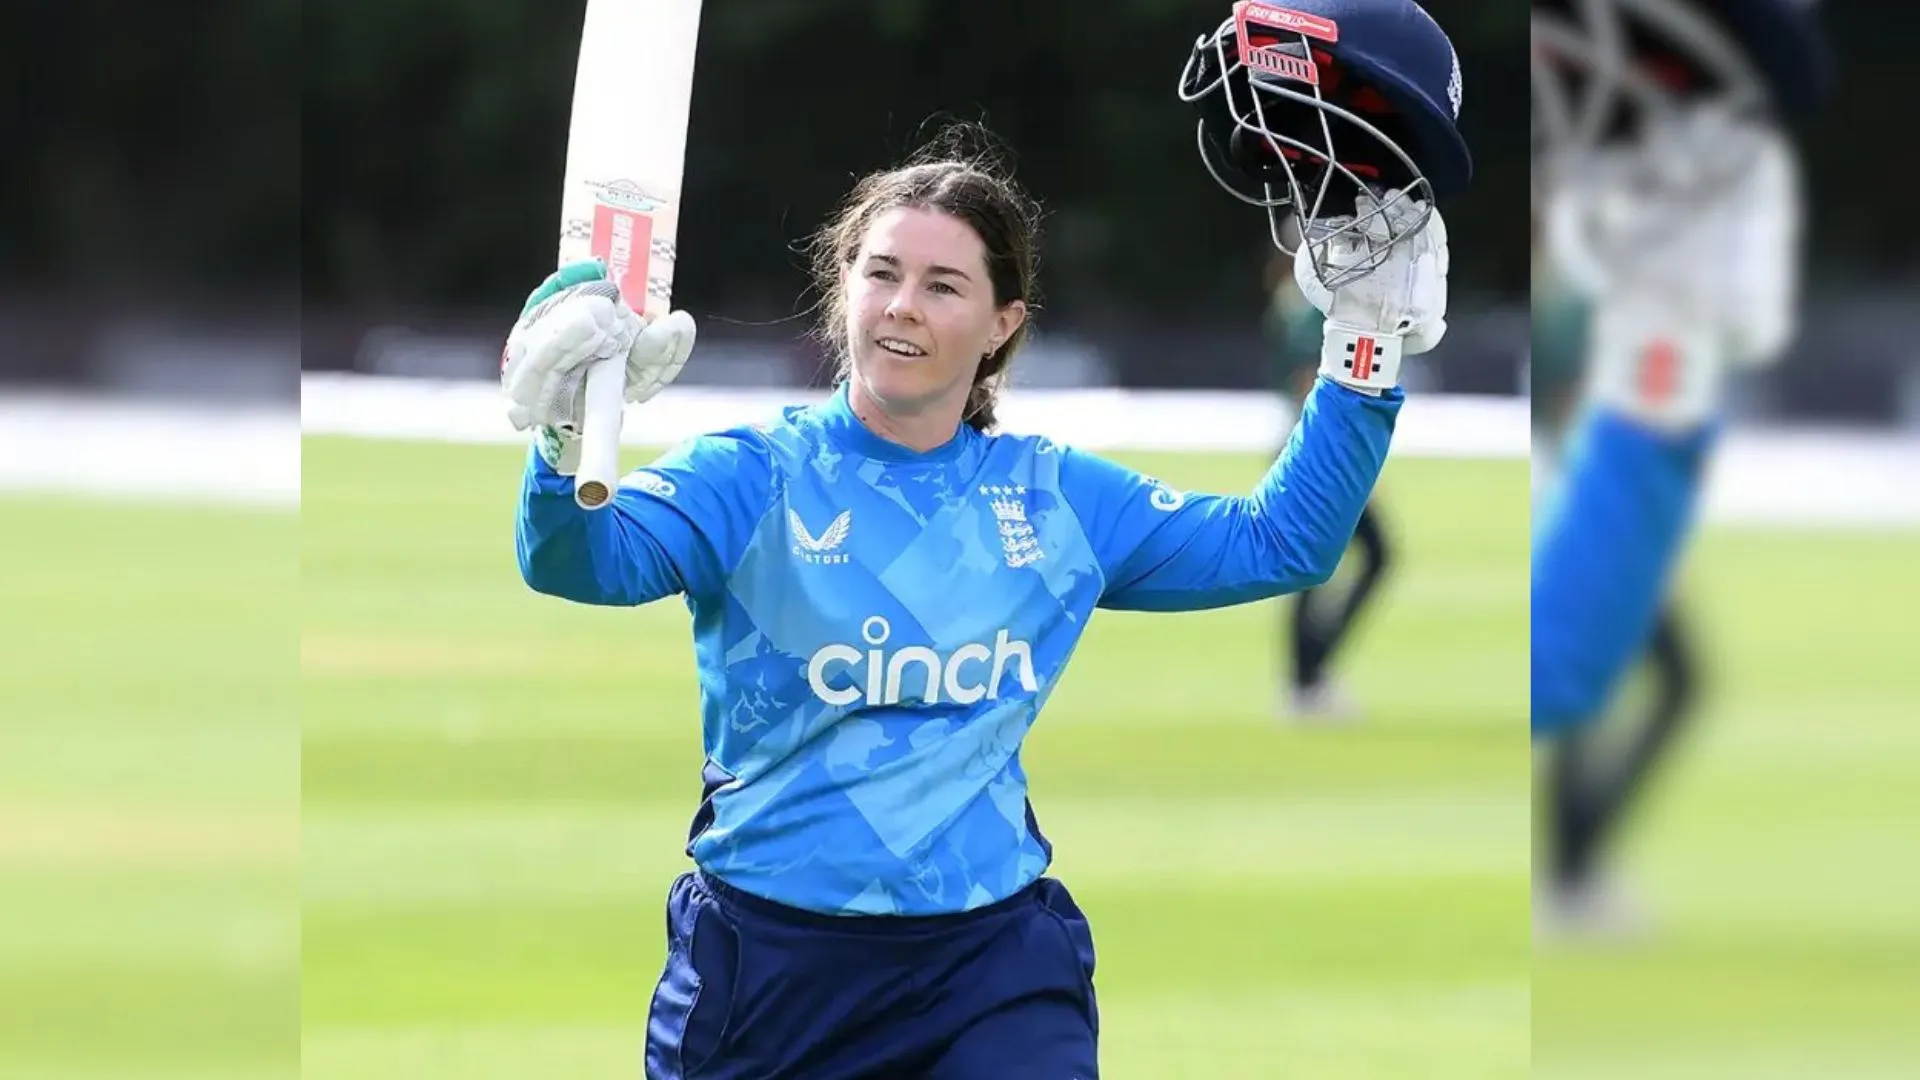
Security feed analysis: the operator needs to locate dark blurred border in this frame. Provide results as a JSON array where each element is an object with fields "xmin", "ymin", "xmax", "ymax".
[
  {"xmin": 292, "ymin": 0, "xmax": 1531, "ymax": 397},
  {"xmin": 0, "ymin": 1, "xmax": 297, "ymax": 402}
]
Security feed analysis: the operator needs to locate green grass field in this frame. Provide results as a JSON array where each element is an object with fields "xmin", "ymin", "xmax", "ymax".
[
  {"xmin": 299, "ymin": 437, "xmax": 1532, "ymax": 1079},
  {"xmin": 0, "ymin": 497, "xmax": 296, "ymax": 1080},
  {"xmin": 14, "ymin": 433, "xmax": 1911, "ymax": 1079},
  {"xmin": 1532, "ymin": 526, "xmax": 1920, "ymax": 1078}
]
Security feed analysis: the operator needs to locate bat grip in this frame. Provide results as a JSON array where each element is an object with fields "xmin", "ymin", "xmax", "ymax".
[{"xmin": 573, "ymin": 358, "xmax": 627, "ymax": 510}]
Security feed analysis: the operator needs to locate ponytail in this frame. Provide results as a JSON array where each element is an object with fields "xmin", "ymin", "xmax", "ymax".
[{"xmin": 962, "ymin": 344, "xmax": 1013, "ymax": 431}]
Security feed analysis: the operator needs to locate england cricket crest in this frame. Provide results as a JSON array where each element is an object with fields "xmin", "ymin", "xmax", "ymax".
[
  {"xmin": 559, "ymin": 179, "xmax": 680, "ymax": 315},
  {"xmin": 982, "ymin": 485, "xmax": 1044, "ymax": 569}
]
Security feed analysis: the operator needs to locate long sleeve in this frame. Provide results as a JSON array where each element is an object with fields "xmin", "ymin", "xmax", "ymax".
[
  {"xmin": 516, "ymin": 430, "xmax": 774, "ymax": 607},
  {"xmin": 1060, "ymin": 378, "xmax": 1399, "ymax": 612},
  {"xmin": 1531, "ymin": 406, "xmax": 1716, "ymax": 736}
]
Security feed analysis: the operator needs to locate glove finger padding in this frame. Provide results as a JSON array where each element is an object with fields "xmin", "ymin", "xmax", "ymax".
[
  {"xmin": 1295, "ymin": 188, "xmax": 1451, "ymax": 391},
  {"xmin": 1397, "ymin": 205, "xmax": 1449, "ymax": 355},
  {"xmin": 624, "ymin": 309, "xmax": 697, "ymax": 406},
  {"xmin": 1292, "ymin": 188, "xmax": 1411, "ymax": 317},
  {"xmin": 1552, "ymin": 120, "xmax": 1800, "ymax": 427},
  {"xmin": 1712, "ymin": 133, "xmax": 1801, "ymax": 366},
  {"xmin": 502, "ymin": 280, "xmax": 642, "ymax": 432}
]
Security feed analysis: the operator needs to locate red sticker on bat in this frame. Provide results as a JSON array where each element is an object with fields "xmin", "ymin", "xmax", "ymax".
[{"xmin": 591, "ymin": 203, "xmax": 654, "ymax": 313}]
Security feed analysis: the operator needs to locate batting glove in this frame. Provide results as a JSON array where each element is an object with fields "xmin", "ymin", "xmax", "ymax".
[
  {"xmin": 501, "ymin": 259, "xmax": 696, "ymax": 471},
  {"xmin": 1294, "ymin": 187, "xmax": 1450, "ymax": 394},
  {"xmin": 1546, "ymin": 114, "xmax": 1801, "ymax": 433}
]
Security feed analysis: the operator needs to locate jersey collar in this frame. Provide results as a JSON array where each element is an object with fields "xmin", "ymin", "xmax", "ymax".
[{"xmin": 813, "ymin": 382, "xmax": 975, "ymax": 464}]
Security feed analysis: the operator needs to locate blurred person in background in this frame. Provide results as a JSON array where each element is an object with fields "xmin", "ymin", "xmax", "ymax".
[
  {"xmin": 496, "ymin": 0, "xmax": 1470, "ymax": 1073},
  {"xmin": 1263, "ymin": 240, "xmax": 1397, "ymax": 723},
  {"xmin": 1529, "ymin": 0, "xmax": 1827, "ymax": 931}
]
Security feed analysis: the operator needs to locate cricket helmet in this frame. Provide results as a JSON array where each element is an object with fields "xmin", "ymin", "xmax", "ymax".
[
  {"xmin": 1179, "ymin": 0, "xmax": 1471, "ymax": 289},
  {"xmin": 1531, "ymin": 0, "xmax": 1830, "ymax": 201}
]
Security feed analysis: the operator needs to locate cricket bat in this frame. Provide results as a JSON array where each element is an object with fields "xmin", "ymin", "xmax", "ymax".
[{"xmin": 557, "ymin": 0, "xmax": 705, "ymax": 510}]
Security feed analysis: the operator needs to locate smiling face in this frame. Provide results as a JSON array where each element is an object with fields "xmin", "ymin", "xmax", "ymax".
[{"xmin": 842, "ymin": 205, "xmax": 1027, "ymax": 419}]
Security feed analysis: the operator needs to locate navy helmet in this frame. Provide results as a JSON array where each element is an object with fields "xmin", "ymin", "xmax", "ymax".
[
  {"xmin": 1532, "ymin": 0, "xmax": 1830, "ymax": 197},
  {"xmin": 1180, "ymin": 0, "xmax": 1471, "ymax": 287}
]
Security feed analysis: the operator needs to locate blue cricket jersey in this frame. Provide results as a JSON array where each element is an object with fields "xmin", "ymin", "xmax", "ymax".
[
  {"xmin": 518, "ymin": 379, "xmax": 1397, "ymax": 915},
  {"xmin": 1531, "ymin": 405, "xmax": 1716, "ymax": 738}
]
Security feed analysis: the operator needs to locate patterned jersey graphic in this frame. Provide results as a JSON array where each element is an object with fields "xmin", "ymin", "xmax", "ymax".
[{"xmin": 518, "ymin": 381, "xmax": 1398, "ymax": 914}]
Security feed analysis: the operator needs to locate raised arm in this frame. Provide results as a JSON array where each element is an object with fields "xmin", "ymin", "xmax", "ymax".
[
  {"xmin": 517, "ymin": 430, "xmax": 773, "ymax": 607},
  {"xmin": 1062, "ymin": 379, "xmax": 1399, "ymax": 612},
  {"xmin": 1530, "ymin": 128, "xmax": 1800, "ymax": 737},
  {"xmin": 1531, "ymin": 410, "xmax": 1714, "ymax": 735}
]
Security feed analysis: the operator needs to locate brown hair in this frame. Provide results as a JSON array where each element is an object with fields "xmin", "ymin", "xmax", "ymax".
[{"xmin": 805, "ymin": 121, "xmax": 1043, "ymax": 432}]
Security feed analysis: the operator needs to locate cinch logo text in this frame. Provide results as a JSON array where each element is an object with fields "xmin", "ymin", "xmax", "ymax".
[{"xmin": 805, "ymin": 616, "xmax": 1038, "ymax": 707}]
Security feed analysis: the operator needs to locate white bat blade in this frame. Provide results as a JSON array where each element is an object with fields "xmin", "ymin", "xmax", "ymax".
[{"xmin": 562, "ymin": 0, "xmax": 704, "ymax": 509}]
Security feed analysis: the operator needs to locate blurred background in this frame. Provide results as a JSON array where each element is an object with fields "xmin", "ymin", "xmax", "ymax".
[
  {"xmin": 0, "ymin": 2, "xmax": 298, "ymax": 1079},
  {"xmin": 297, "ymin": 1, "xmax": 1528, "ymax": 394},
  {"xmin": 1527, "ymin": 3, "xmax": 1920, "ymax": 1079}
]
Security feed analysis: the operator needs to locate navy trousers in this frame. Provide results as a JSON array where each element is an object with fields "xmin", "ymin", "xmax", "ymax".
[{"xmin": 645, "ymin": 870, "xmax": 1100, "ymax": 1079}]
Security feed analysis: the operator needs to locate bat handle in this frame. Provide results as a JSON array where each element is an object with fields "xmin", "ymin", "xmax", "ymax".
[{"xmin": 573, "ymin": 358, "xmax": 627, "ymax": 510}]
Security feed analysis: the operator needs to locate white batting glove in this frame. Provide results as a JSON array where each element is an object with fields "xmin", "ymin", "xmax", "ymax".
[
  {"xmin": 1547, "ymin": 113, "xmax": 1801, "ymax": 432},
  {"xmin": 501, "ymin": 275, "xmax": 696, "ymax": 471},
  {"xmin": 1294, "ymin": 187, "xmax": 1450, "ymax": 394},
  {"xmin": 1706, "ymin": 131, "xmax": 1801, "ymax": 367}
]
